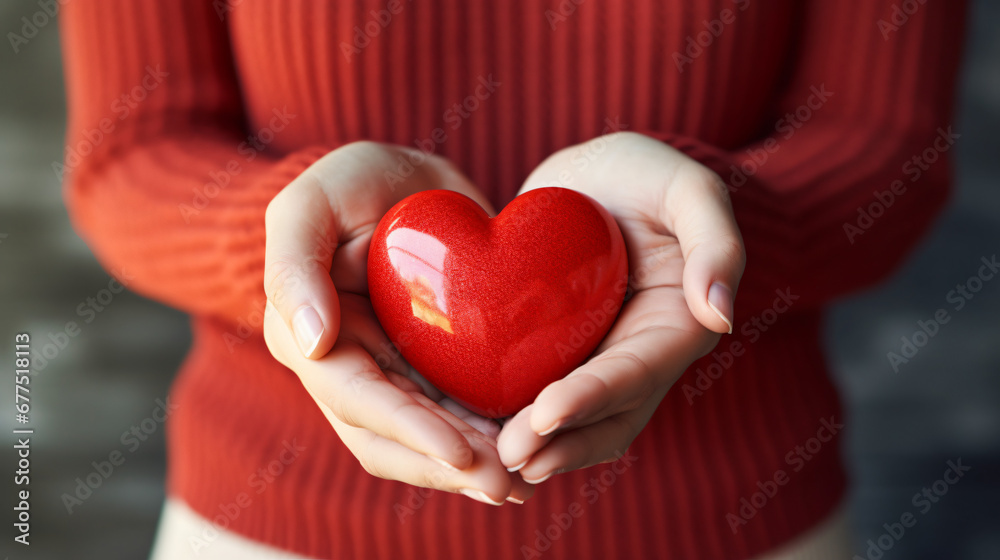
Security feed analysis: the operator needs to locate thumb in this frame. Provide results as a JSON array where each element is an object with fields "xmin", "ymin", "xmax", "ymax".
[
  {"xmin": 666, "ymin": 166, "xmax": 746, "ymax": 334},
  {"xmin": 264, "ymin": 173, "xmax": 341, "ymax": 359},
  {"xmin": 264, "ymin": 142, "xmax": 495, "ymax": 359}
]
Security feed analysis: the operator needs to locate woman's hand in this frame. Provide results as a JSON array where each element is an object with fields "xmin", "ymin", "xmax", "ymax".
[
  {"xmin": 263, "ymin": 141, "xmax": 534, "ymax": 505},
  {"xmin": 497, "ymin": 132, "xmax": 746, "ymax": 482}
]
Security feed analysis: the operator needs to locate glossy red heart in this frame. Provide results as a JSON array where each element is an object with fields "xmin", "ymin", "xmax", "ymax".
[{"xmin": 368, "ymin": 187, "xmax": 628, "ymax": 418}]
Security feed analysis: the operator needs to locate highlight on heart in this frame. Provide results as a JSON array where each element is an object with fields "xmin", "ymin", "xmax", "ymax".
[
  {"xmin": 29, "ymin": 2, "xmax": 986, "ymax": 558},
  {"xmin": 368, "ymin": 187, "xmax": 629, "ymax": 418}
]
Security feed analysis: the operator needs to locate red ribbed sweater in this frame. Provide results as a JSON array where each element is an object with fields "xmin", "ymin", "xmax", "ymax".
[{"xmin": 60, "ymin": 1, "xmax": 965, "ymax": 558}]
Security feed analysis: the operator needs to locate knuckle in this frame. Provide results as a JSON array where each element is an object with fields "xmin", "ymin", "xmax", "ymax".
[
  {"xmin": 386, "ymin": 402, "xmax": 423, "ymax": 434},
  {"xmin": 263, "ymin": 191, "xmax": 286, "ymax": 227},
  {"xmin": 263, "ymin": 259, "xmax": 301, "ymax": 307},
  {"xmin": 693, "ymin": 165, "xmax": 725, "ymax": 193},
  {"xmin": 420, "ymin": 467, "xmax": 451, "ymax": 490},
  {"xmin": 328, "ymin": 367, "xmax": 381, "ymax": 427},
  {"xmin": 719, "ymin": 236, "xmax": 747, "ymax": 271},
  {"xmin": 357, "ymin": 434, "xmax": 388, "ymax": 480},
  {"xmin": 603, "ymin": 130, "xmax": 639, "ymax": 145},
  {"xmin": 341, "ymin": 139, "xmax": 381, "ymax": 154},
  {"xmin": 358, "ymin": 454, "xmax": 387, "ymax": 480},
  {"xmin": 600, "ymin": 350, "xmax": 654, "ymax": 400},
  {"xmin": 675, "ymin": 165, "xmax": 727, "ymax": 204},
  {"xmin": 704, "ymin": 169, "xmax": 730, "ymax": 199},
  {"xmin": 264, "ymin": 177, "xmax": 318, "ymax": 227},
  {"xmin": 328, "ymin": 390, "xmax": 358, "ymax": 428}
]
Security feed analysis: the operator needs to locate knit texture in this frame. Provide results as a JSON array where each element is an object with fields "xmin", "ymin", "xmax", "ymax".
[{"xmin": 60, "ymin": 1, "xmax": 965, "ymax": 558}]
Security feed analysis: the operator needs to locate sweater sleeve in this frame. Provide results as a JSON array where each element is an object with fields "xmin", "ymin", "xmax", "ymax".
[
  {"xmin": 644, "ymin": 0, "xmax": 966, "ymax": 315},
  {"xmin": 59, "ymin": 0, "xmax": 335, "ymax": 325}
]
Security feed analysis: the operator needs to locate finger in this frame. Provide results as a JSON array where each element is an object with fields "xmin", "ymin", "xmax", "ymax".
[
  {"xmin": 263, "ymin": 143, "xmax": 410, "ymax": 359},
  {"xmin": 264, "ymin": 300, "xmax": 474, "ymax": 469},
  {"xmin": 332, "ymin": 422, "xmax": 510, "ymax": 505},
  {"xmin": 384, "ymin": 370, "xmax": 424, "ymax": 394},
  {"xmin": 412, "ymin": 395, "xmax": 534, "ymax": 503},
  {"xmin": 507, "ymin": 471, "xmax": 537, "ymax": 504},
  {"xmin": 264, "ymin": 171, "xmax": 341, "ymax": 359},
  {"xmin": 334, "ymin": 293, "xmax": 410, "ymax": 377},
  {"xmin": 497, "ymin": 404, "xmax": 554, "ymax": 472},
  {"xmin": 327, "ymin": 397, "xmax": 529, "ymax": 504},
  {"xmin": 527, "ymin": 290, "xmax": 708, "ymax": 436},
  {"xmin": 516, "ymin": 400, "xmax": 656, "ymax": 484},
  {"xmin": 329, "ymin": 231, "xmax": 373, "ymax": 296},
  {"xmin": 400, "ymin": 367, "xmax": 447, "ymax": 402},
  {"xmin": 662, "ymin": 165, "xmax": 746, "ymax": 334},
  {"xmin": 264, "ymin": 142, "xmax": 494, "ymax": 360},
  {"xmin": 310, "ymin": 343, "xmax": 476, "ymax": 470},
  {"xmin": 438, "ymin": 398, "xmax": 502, "ymax": 440}
]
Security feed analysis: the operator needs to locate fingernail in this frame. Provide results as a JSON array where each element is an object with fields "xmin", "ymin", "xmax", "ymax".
[
  {"xmin": 707, "ymin": 282, "xmax": 734, "ymax": 334},
  {"xmin": 506, "ymin": 459, "xmax": 529, "ymax": 473},
  {"xmin": 292, "ymin": 306, "xmax": 324, "ymax": 357},
  {"xmin": 460, "ymin": 489, "xmax": 504, "ymax": 506},
  {"xmin": 537, "ymin": 413, "xmax": 580, "ymax": 437},
  {"xmin": 506, "ymin": 496, "xmax": 525, "ymax": 504},
  {"xmin": 429, "ymin": 456, "xmax": 459, "ymax": 472},
  {"xmin": 523, "ymin": 470, "xmax": 560, "ymax": 485},
  {"xmin": 537, "ymin": 422, "xmax": 562, "ymax": 437}
]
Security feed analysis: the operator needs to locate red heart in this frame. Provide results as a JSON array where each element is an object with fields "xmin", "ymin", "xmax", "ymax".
[{"xmin": 368, "ymin": 187, "xmax": 628, "ymax": 418}]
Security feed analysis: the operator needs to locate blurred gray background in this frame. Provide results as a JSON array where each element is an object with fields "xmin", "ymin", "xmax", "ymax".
[{"xmin": 1, "ymin": 1, "xmax": 997, "ymax": 559}]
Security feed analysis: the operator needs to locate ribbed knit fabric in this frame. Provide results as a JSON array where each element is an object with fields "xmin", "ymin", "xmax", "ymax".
[{"xmin": 59, "ymin": 1, "xmax": 965, "ymax": 558}]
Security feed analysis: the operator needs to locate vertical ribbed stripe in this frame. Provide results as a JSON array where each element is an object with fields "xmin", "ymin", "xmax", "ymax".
[
  {"xmin": 465, "ymin": 0, "xmax": 489, "ymax": 208},
  {"xmin": 495, "ymin": 0, "xmax": 524, "ymax": 205},
  {"xmin": 288, "ymin": 1, "xmax": 320, "ymax": 145},
  {"xmin": 58, "ymin": 0, "xmax": 966, "ymax": 558},
  {"xmin": 313, "ymin": 0, "xmax": 338, "ymax": 142},
  {"xmin": 548, "ymin": 4, "xmax": 572, "ymax": 152}
]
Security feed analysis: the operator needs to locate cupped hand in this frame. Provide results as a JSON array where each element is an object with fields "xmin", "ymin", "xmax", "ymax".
[
  {"xmin": 263, "ymin": 141, "xmax": 534, "ymax": 505},
  {"xmin": 497, "ymin": 132, "xmax": 746, "ymax": 482}
]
